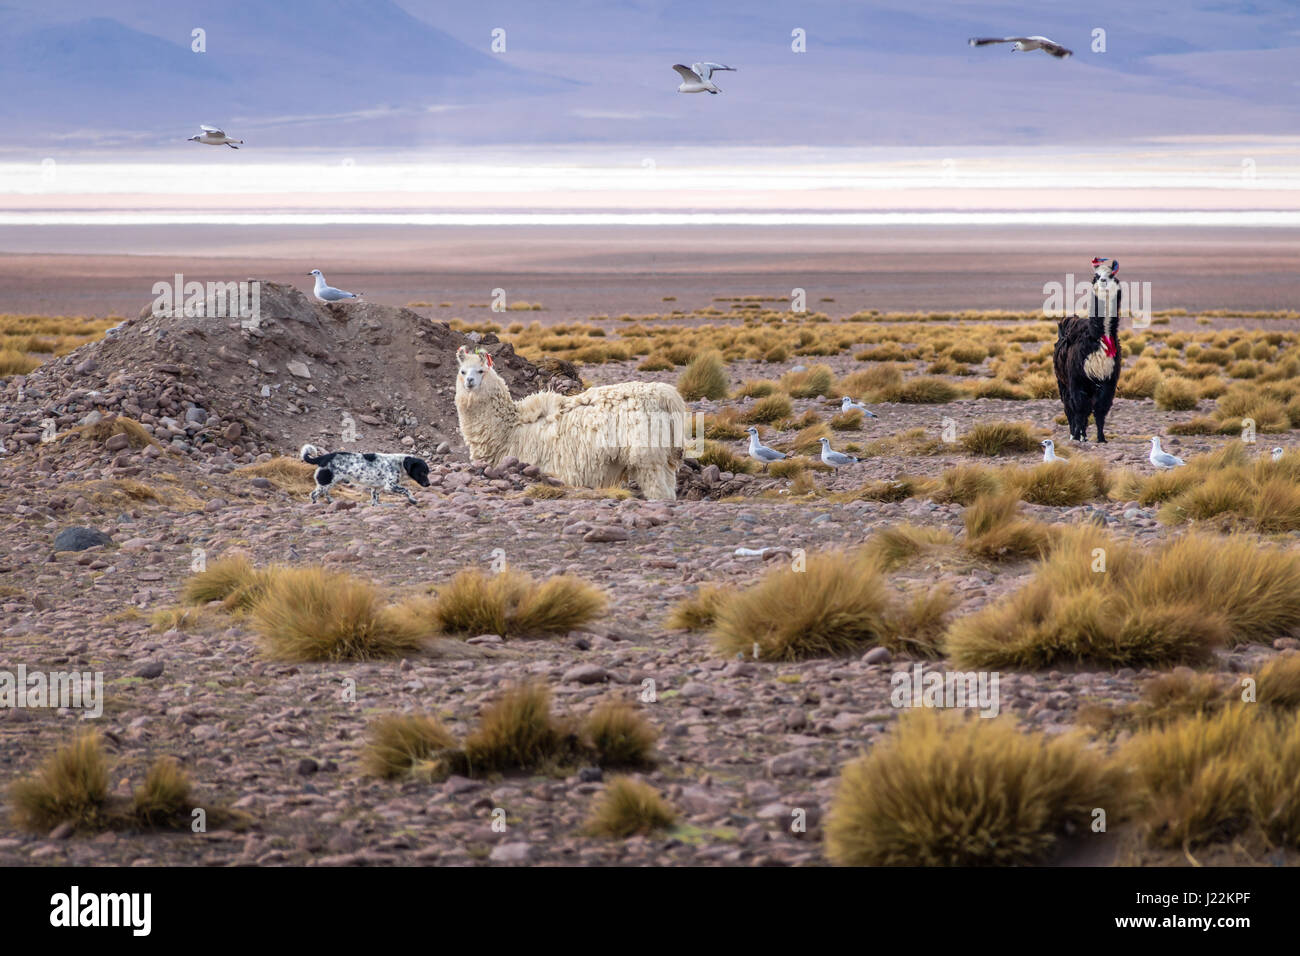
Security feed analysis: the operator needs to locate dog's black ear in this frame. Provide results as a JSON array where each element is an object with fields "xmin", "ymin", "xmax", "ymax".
[{"xmin": 404, "ymin": 456, "xmax": 431, "ymax": 486}]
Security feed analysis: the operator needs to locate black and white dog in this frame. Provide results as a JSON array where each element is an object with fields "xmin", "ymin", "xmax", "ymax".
[{"xmin": 300, "ymin": 444, "xmax": 431, "ymax": 505}]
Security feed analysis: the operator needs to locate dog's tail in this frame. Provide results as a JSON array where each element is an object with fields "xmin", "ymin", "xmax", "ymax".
[{"xmin": 300, "ymin": 443, "xmax": 328, "ymax": 465}]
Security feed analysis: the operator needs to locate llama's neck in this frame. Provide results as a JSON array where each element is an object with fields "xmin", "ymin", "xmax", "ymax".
[{"xmin": 455, "ymin": 373, "xmax": 519, "ymax": 463}]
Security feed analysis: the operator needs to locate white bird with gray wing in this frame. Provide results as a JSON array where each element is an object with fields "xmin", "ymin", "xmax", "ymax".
[
  {"xmin": 840, "ymin": 396, "xmax": 878, "ymax": 418},
  {"xmin": 1149, "ymin": 437, "xmax": 1185, "ymax": 470},
  {"xmin": 1041, "ymin": 439, "xmax": 1064, "ymax": 463},
  {"xmin": 968, "ymin": 36, "xmax": 1073, "ymax": 59},
  {"xmin": 308, "ymin": 269, "xmax": 361, "ymax": 303},
  {"xmin": 673, "ymin": 62, "xmax": 736, "ymax": 94},
  {"xmin": 188, "ymin": 125, "xmax": 244, "ymax": 148},
  {"xmin": 745, "ymin": 426, "xmax": 787, "ymax": 464},
  {"xmin": 819, "ymin": 437, "xmax": 861, "ymax": 468}
]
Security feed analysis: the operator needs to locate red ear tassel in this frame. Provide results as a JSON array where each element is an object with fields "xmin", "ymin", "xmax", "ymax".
[{"xmin": 484, "ymin": 353, "xmax": 494, "ymax": 368}]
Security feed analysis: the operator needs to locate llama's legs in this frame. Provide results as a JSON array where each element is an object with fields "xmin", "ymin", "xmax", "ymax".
[
  {"xmin": 1064, "ymin": 393, "xmax": 1087, "ymax": 441},
  {"xmin": 1093, "ymin": 400, "xmax": 1109, "ymax": 443},
  {"xmin": 633, "ymin": 464, "xmax": 677, "ymax": 501}
]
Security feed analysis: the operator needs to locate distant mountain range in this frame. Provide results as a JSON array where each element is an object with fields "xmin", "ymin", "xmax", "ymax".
[{"xmin": 0, "ymin": 0, "xmax": 1296, "ymax": 149}]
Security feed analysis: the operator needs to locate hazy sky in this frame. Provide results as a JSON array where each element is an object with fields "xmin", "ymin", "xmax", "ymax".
[{"xmin": 0, "ymin": 0, "xmax": 1297, "ymax": 149}]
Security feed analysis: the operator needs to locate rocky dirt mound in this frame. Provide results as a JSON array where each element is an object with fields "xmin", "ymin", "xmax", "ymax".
[{"xmin": 0, "ymin": 281, "xmax": 581, "ymax": 465}]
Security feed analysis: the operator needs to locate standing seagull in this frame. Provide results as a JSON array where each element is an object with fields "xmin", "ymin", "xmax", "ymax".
[
  {"xmin": 745, "ymin": 427, "xmax": 787, "ymax": 466},
  {"xmin": 1272, "ymin": 447, "xmax": 1285, "ymax": 462},
  {"xmin": 1149, "ymin": 436, "xmax": 1185, "ymax": 470},
  {"xmin": 819, "ymin": 437, "xmax": 862, "ymax": 468},
  {"xmin": 188, "ymin": 125, "xmax": 244, "ymax": 148},
  {"xmin": 968, "ymin": 36, "xmax": 1073, "ymax": 59},
  {"xmin": 840, "ymin": 396, "xmax": 879, "ymax": 418},
  {"xmin": 1040, "ymin": 439, "xmax": 1065, "ymax": 463},
  {"xmin": 673, "ymin": 62, "xmax": 736, "ymax": 94},
  {"xmin": 308, "ymin": 269, "xmax": 361, "ymax": 303}
]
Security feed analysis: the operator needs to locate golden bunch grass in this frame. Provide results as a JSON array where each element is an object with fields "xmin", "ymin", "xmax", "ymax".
[
  {"xmin": 235, "ymin": 456, "xmax": 317, "ymax": 494},
  {"xmin": 869, "ymin": 376, "xmax": 961, "ymax": 404},
  {"xmin": 948, "ymin": 529, "xmax": 1300, "ymax": 670},
  {"xmin": 252, "ymin": 566, "xmax": 424, "ymax": 661},
  {"xmin": 697, "ymin": 440, "xmax": 757, "ymax": 475},
  {"xmin": 791, "ymin": 422, "xmax": 833, "ymax": 454},
  {"xmin": 581, "ymin": 700, "xmax": 658, "ymax": 767},
  {"xmin": 132, "ymin": 758, "xmax": 193, "ymax": 827},
  {"xmin": 9, "ymin": 732, "xmax": 110, "ymax": 833},
  {"xmin": 766, "ymin": 458, "xmax": 808, "ymax": 479},
  {"xmin": 779, "ymin": 364, "xmax": 835, "ymax": 398},
  {"xmin": 461, "ymin": 682, "xmax": 575, "ymax": 775},
  {"xmin": 826, "ymin": 711, "xmax": 1124, "ymax": 866},
  {"xmin": 1120, "ymin": 706, "xmax": 1300, "ymax": 850},
  {"xmin": 676, "ymin": 349, "xmax": 729, "ymax": 400},
  {"xmin": 928, "ymin": 463, "xmax": 1004, "ymax": 505},
  {"xmin": 959, "ymin": 421, "xmax": 1040, "ymax": 456},
  {"xmin": 1258, "ymin": 654, "xmax": 1300, "ymax": 709},
  {"xmin": 740, "ymin": 393, "xmax": 793, "ymax": 423},
  {"xmin": 586, "ymin": 777, "xmax": 676, "ymax": 838},
  {"xmin": 362, "ymin": 714, "xmax": 457, "ymax": 778},
  {"xmin": 711, "ymin": 550, "xmax": 893, "ymax": 661},
  {"xmin": 76, "ymin": 416, "xmax": 159, "ymax": 449},
  {"xmin": 961, "ymin": 493, "xmax": 1056, "ymax": 562},
  {"xmin": 666, "ymin": 583, "xmax": 730, "ymax": 630},
  {"xmin": 426, "ymin": 568, "xmax": 605, "ymax": 637},
  {"xmin": 182, "ymin": 554, "xmax": 271, "ymax": 611},
  {"xmin": 1154, "ymin": 376, "xmax": 1200, "ymax": 411},
  {"xmin": 861, "ymin": 524, "xmax": 956, "ymax": 571},
  {"xmin": 1010, "ymin": 458, "xmax": 1109, "ymax": 507}
]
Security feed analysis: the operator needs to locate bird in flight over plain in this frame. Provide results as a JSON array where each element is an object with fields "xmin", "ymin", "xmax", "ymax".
[
  {"xmin": 1149, "ymin": 436, "xmax": 1185, "ymax": 470},
  {"xmin": 308, "ymin": 269, "xmax": 361, "ymax": 302},
  {"xmin": 968, "ymin": 36, "xmax": 1073, "ymax": 59},
  {"xmin": 840, "ymin": 396, "xmax": 878, "ymax": 418},
  {"xmin": 745, "ymin": 427, "xmax": 787, "ymax": 464},
  {"xmin": 819, "ymin": 437, "xmax": 862, "ymax": 468},
  {"xmin": 673, "ymin": 62, "xmax": 736, "ymax": 94},
  {"xmin": 1041, "ymin": 439, "xmax": 1064, "ymax": 463},
  {"xmin": 188, "ymin": 125, "xmax": 244, "ymax": 148}
]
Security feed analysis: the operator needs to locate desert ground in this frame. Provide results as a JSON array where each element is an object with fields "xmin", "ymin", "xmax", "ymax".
[{"xmin": 2, "ymin": 226, "xmax": 1300, "ymax": 867}]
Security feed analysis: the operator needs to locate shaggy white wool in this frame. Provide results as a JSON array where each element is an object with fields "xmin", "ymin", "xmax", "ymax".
[{"xmin": 454, "ymin": 347, "xmax": 687, "ymax": 500}]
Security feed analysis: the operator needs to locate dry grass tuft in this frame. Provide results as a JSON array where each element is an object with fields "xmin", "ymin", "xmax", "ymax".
[
  {"xmin": 666, "ymin": 583, "xmax": 730, "ymax": 630},
  {"xmin": 962, "ymin": 493, "xmax": 1056, "ymax": 562},
  {"xmin": 426, "ymin": 568, "xmax": 605, "ymax": 637},
  {"xmin": 362, "ymin": 714, "xmax": 458, "ymax": 779},
  {"xmin": 582, "ymin": 700, "xmax": 658, "ymax": 767},
  {"xmin": 461, "ymin": 682, "xmax": 576, "ymax": 775},
  {"xmin": 585, "ymin": 777, "xmax": 677, "ymax": 838},
  {"xmin": 960, "ymin": 421, "xmax": 1041, "ymax": 456},
  {"xmin": 780, "ymin": 364, "xmax": 835, "ymax": 398},
  {"xmin": 252, "ymin": 566, "xmax": 424, "ymax": 661},
  {"xmin": 862, "ymin": 524, "xmax": 956, "ymax": 571},
  {"xmin": 676, "ymin": 350, "xmax": 729, "ymax": 401},
  {"xmin": 9, "ymin": 732, "xmax": 110, "ymax": 833},
  {"xmin": 182, "ymin": 554, "xmax": 270, "ymax": 611},
  {"xmin": 826, "ymin": 711, "xmax": 1123, "ymax": 866},
  {"xmin": 132, "ymin": 758, "xmax": 193, "ymax": 827},
  {"xmin": 711, "ymin": 550, "xmax": 892, "ymax": 660},
  {"xmin": 235, "ymin": 457, "xmax": 316, "ymax": 494},
  {"xmin": 740, "ymin": 393, "xmax": 793, "ymax": 424}
]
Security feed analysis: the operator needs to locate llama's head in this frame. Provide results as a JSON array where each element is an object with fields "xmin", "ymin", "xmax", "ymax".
[{"xmin": 455, "ymin": 345, "xmax": 496, "ymax": 392}]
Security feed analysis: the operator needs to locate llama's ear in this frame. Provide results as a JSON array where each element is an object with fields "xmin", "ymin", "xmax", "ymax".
[{"xmin": 456, "ymin": 345, "xmax": 469, "ymax": 363}]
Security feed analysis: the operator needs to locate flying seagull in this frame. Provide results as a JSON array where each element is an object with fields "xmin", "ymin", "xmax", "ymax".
[
  {"xmin": 188, "ymin": 125, "xmax": 243, "ymax": 148},
  {"xmin": 308, "ymin": 269, "xmax": 361, "ymax": 303},
  {"xmin": 1149, "ymin": 436, "xmax": 1185, "ymax": 470},
  {"xmin": 745, "ymin": 426, "xmax": 787, "ymax": 464},
  {"xmin": 819, "ymin": 437, "xmax": 862, "ymax": 468},
  {"xmin": 673, "ymin": 62, "xmax": 736, "ymax": 94},
  {"xmin": 968, "ymin": 36, "xmax": 1073, "ymax": 59},
  {"xmin": 1041, "ymin": 439, "xmax": 1064, "ymax": 463},
  {"xmin": 840, "ymin": 396, "xmax": 878, "ymax": 418}
]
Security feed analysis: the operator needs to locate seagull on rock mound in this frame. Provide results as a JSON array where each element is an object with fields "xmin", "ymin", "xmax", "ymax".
[
  {"xmin": 968, "ymin": 36, "xmax": 1073, "ymax": 59},
  {"xmin": 188, "ymin": 125, "xmax": 243, "ymax": 148},
  {"xmin": 819, "ymin": 437, "xmax": 862, "ymax": 468},
  {"xmin": 840, "ymin": 396, "xmax": 878, "ymax": 418},
  {"xmin": 1149, "ymin": 436, "xmax": 1185, "ymax": 470},
  {"xmin": 308, "ymin": 269, "xmax": 361, "ymax": 303},
  {"xmin": 745, "ymin": 426, "xmax": 787, "ymax": 465},
  {"xmin": 673, "ymin": 62, "xmax": 736, "ymax": 94},
  {"xmin": 1041, "ymin": 439, "xmax": 1064, "ymax": 463}
]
